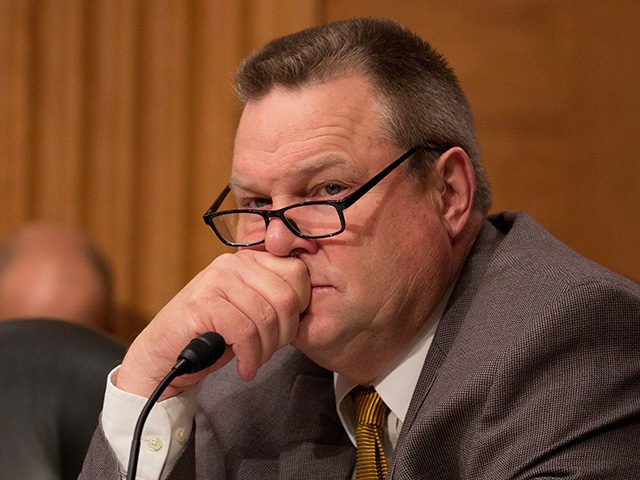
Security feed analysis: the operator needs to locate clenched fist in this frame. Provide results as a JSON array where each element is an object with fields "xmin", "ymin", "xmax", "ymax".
[{"xmin": 115, "ymin": 250, "xmax": 310, "ymax": 399}]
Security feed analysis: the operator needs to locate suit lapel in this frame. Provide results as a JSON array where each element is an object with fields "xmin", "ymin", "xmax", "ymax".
[{"xmin": 400, "ymin": 342, "xmax": 446, "ymax": 435}]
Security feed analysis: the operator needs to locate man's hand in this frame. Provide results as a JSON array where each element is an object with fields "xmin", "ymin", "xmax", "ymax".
[{"xmin": 115, "ymin": 250, "xmax": 310, "ymax": 399}]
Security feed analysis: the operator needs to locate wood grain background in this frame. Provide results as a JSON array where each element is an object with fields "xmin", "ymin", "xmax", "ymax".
[{"xmin": 2, "ymin": 1, "xmax": 638, "ymax": 341}]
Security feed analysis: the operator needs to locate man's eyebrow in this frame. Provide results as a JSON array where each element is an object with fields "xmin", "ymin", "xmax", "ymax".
[{"xmin": 229, "ymin": 154, "xmax": 363, "ymax": 190}]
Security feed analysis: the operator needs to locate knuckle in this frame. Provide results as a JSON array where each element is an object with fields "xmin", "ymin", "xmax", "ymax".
[
  {"xmin": 255, "ymin": 302, "xmax": 278, "ymax": 329},
  {"xmin": 212, "ymin": 252, "xmax": 237, "ymax": 269},
  {"xmin": 277, "ymin": 284, "xmax": 300, "ymax": 315},
  {"xmin": 238, "ymin": 316, "xmax": 260, "ymax": 342},
  {"xmin": 290, "ymin": 258, "xmax": 308, "ymax": 278}
]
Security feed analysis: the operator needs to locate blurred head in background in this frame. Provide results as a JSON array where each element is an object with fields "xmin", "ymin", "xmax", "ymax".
[{"xmin": 0, "ymin": 223, "xmax": 113, "ymax": 332}]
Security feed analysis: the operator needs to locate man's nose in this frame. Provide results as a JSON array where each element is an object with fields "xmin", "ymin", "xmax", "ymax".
[{"xmin": 263, "ymin": 218, "xmax": 316, "ymax": 257}]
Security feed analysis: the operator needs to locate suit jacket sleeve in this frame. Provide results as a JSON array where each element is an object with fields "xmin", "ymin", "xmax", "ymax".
[
  {"xmin": 79, "ymin": 422, "xmax": 196, "ymax": 479},
  {"xmin": 79, "ymin": 423, "xmax": 125, "ymax": 480}
]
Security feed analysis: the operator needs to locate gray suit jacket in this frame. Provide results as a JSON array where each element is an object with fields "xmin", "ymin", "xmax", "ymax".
[{"xmin": 81, "ymin": 212, "xmax": 640, "ymax": 478}]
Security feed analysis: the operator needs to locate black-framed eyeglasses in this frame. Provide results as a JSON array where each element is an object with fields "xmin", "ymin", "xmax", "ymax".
[{"xmin": 203, "ymin": 143, "xmax": 446, "ymax": 247}]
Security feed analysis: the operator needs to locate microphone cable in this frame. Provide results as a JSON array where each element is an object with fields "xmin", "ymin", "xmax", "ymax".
[{"xmin": 126, "ymin": 332, "xmax": 226, "ymax": 480}]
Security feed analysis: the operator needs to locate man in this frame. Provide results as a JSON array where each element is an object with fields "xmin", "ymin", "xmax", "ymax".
[
  {"xmin": 0, "ymin": 224, "xmax": 124, "ymax": 479},
  {"xmin": 81, "ymin": 18, "xmax": 640, "ymax": 479}
]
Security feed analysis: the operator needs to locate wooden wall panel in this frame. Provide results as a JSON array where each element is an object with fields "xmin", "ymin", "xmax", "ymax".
[
  {"xmin": 133, "ymin": 1, "xmax": 191, "ymax": 320},
  {"xmin": 244, "ymin": 0, "xmax": 322, "ymax": 50},
  {"xmin": 1, "ymin": 0, "xmax": 637, "ymax": 342},
  {"xmin": 188, "ymin": 0, "xmax": 245, "ymax": 279},
  {"xmin": 83, "ymin": 0, "xmax": 137, "ymax": 318},
  {"xmin": 0, "ymin": 0, "xmax": 31, "ymax": 225}
]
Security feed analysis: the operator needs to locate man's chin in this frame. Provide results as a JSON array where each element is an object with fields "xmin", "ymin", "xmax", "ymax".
[
  {"xmin": 292, "ymin": 313, "xmax": 328, "ymax": 351},
  {"xmin": 292, "ymin": 312, "xmax": 345, "ymax": 356}
]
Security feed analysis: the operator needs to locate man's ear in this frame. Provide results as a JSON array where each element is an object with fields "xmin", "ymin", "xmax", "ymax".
[{"xmin": 434, "ymin": 147, "xmax": 476, "ymax": 240}]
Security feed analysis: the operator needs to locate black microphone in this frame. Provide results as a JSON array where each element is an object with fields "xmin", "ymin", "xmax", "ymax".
[
  {"xmin": 174, "ymin": 331, "xmax": 227, "ymax": 375},
  {"xmin": 126, "ymin": 332, "xmax": 226, "ymax": 480}
]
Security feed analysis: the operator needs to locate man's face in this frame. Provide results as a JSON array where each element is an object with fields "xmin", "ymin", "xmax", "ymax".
[{"xmin": 231, "ymin": 74, "xmax": 454, "ymax": 382}]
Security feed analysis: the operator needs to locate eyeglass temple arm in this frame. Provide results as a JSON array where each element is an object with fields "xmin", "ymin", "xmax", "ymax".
[
  {"xmin": 205, "ymin": 184, "xmax": 232, "ymax": 216},
  {"xmin": 340, "ymin": 143, "xmax": 444, "ymax": 209}
]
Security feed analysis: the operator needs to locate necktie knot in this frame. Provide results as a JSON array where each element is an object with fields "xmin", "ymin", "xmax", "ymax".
[{"xmin": 351, "ymin": 386, "xmax": 388, "ymax": 428}]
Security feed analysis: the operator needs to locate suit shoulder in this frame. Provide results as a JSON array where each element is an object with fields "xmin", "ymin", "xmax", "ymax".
[{"xmin": 486, "ymin": 211, "xmax": 639, "ymax": 294}]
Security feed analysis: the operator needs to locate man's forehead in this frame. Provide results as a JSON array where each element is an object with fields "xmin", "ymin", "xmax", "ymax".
[{"xmin": 229, "ymin": 74, "xmax": 391, "ymax": 189}]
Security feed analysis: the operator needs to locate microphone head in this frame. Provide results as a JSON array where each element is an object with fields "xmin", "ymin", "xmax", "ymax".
[{"xmin": 176, "ymin": 331, "xmax": 226, "ymax": 374}]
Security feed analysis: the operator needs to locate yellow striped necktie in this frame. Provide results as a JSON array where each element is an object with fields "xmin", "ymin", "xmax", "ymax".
[{"xmin": 351, "ymin": 386, "xmax": 389, "ymax": 480}]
